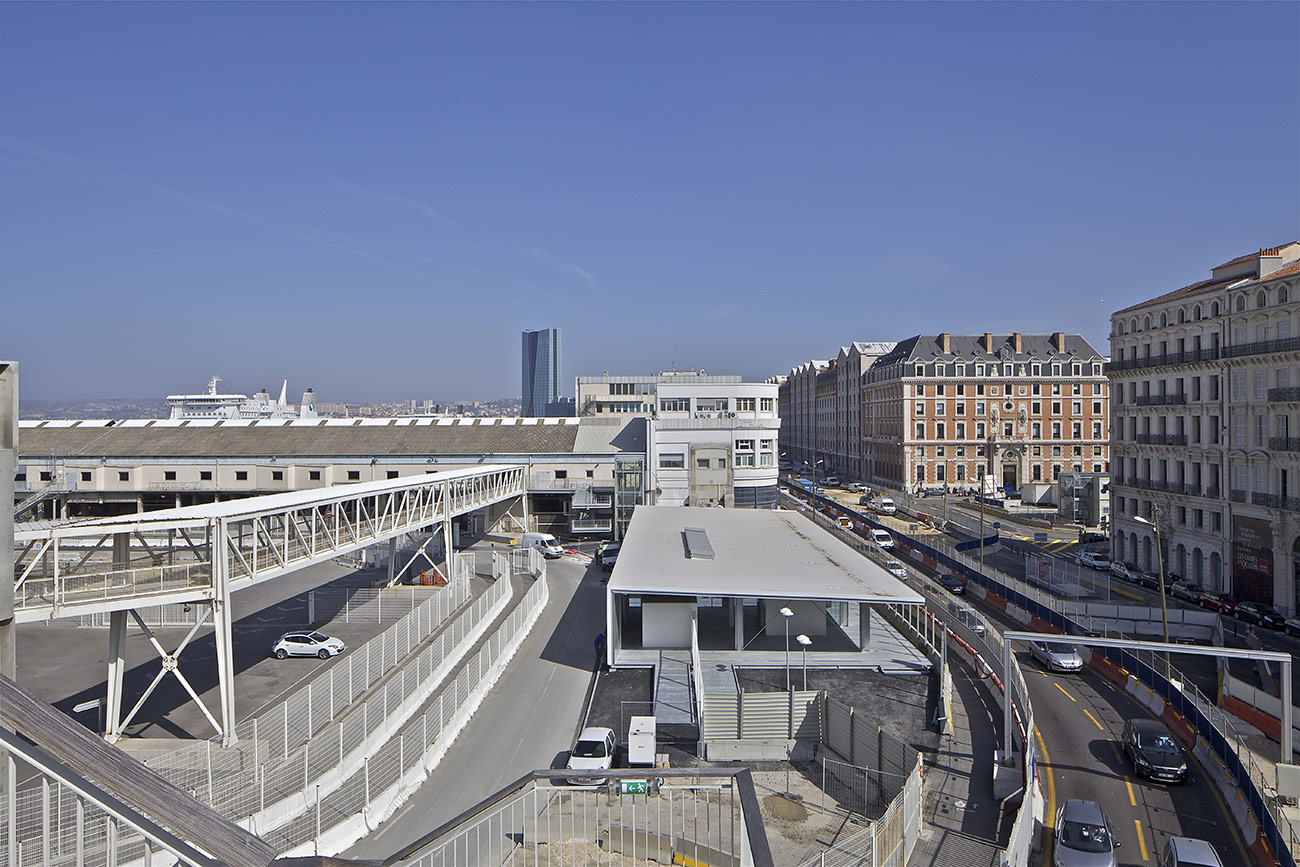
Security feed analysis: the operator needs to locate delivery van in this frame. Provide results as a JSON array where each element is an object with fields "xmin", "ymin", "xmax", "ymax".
[{"xmin": 523, "ymin": 532, "xmax": 565, "ymax": 559}]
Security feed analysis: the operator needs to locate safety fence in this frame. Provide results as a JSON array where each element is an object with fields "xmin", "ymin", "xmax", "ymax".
[
  {"xmin": 307, "ymin": 585, "xmax": 445, "ymax": 625},
  {"xmin": 125, "ymin": 551, "xmax": 547, "ymax": 856},
  {"xmin": 790, "ymin": 483, "xmax": 1296, "ymax": 867},
  {"xmin": 393, "ymin": 769, "xmax": 771, "ymax": 867}
]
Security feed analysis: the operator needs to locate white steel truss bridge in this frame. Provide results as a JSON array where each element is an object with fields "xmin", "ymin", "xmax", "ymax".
[{"xmin": 11, "ymin": 464, "xmax": 526, "ymax": 744}]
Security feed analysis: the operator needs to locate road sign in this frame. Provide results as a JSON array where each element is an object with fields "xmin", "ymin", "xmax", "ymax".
[
  {"xmin": 619, "ymin": 779, "xmax": 647, "ymax": 795},
  {"xmin": 72, "ymin": 699, "xmax": 101, "ymax": 714},
  {"xmin": 1034, "ymin": 532, "xmax": 1048, "ymax": 544}
]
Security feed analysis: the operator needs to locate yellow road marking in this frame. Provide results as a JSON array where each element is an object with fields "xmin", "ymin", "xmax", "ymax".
[
  {"xmin": 1134, "ymin": 818, "xmax": 1149, "ymax": 861},
  {"xmin": 1082, "ymin": 709, "xmax": 1105, "ymax": 731},
  {"xmin": 1054, "ymin": 682, "xmax": 1076, "ymax": 702},
  {"xmin": 1035, "ymin": 725, "xmax": 1057, "ymax": 865},
  {"xmin": 1125, "ymin": 779, "xmax": 1137, "ymax": 806}
]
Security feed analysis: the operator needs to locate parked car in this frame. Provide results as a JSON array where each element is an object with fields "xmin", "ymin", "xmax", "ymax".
[
  {"xmin": 1160, "ymin": 836, "xmax": 1223, "ymax": 866},
  {"xmin": 847, "ymin": 482, "xmax": 867, "ymax": 493},
  {"xmin": 954, "ymin": 605, "xmax": 986, "ymax": 635},
  {"xmin": 1079, "ymin": 531, "xmax": 1107, "ymax": 544},
  {"xmin": 1109, "ymin": 561, "xmax": 1154, "ymax": 589},
  {"xmin": 921, "ymin": 486, "xmax": 945, "ymax": 497},
  {"xmin": 1170, "ymin": 580, "xmax": 1204, "ymax": 603},
  {"xmin": 1123, "ymin": 718, "xmax": 1188, "ymax": 783},
  {"xmin": 1197, "ymin": 590, "xmax": 1238, "ymax": 615},
  {"xmin": 597, "ymin": 541, "xmax": 621, "ymax": 572},
  {"xmin": 1053, "ymin": 799, "xmax": 1119, "ymax": 867},
  {"xmin": 1028, "ymin": 640, "xmax": 1083, "ymax": 673},
  {"xmin": 271, "ymin": 631, "xmax": 346, "ymax": 660},
  {"xmin": 869, "ymin": 528, "xmax": 894, "ymax": 549},
  {"xmin": 936, "ymin": 573, "xmax": 966, "ymax": 595},
  {"xmin": 1234, "ymin": 601, "xmax": 1285, "ymax": 628},
  {"xmin": 1285, "ymin": 617, "xmax": 1300, "ymax": 638},
  {"xmin": 565, "ymin": 726, "xmax": 617, "ymax": 784},
  {"xmin": 883, "ymin": 559, "xmax": 909, "ymax": 580},
  {"xmin": 1076, "ymin": 550, "xmax": 1111, "ymax": 570},
  {"xmin": 822, "ymin": 476, "xmax": 840, "ymax": 488}
]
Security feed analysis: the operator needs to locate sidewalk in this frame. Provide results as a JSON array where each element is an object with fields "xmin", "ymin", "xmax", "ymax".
[{"xmin": 908, "ymin": 656, "xmax": 1006, "ymax": 867}]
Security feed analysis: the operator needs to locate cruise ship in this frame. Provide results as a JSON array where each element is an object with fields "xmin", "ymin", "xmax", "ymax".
[{"xmin": 166, "ymin": 376, "xmax": 318, "ymax": 420}]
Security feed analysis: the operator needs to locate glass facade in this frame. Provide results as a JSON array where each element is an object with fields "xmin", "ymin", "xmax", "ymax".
[{"xmin": 521, "ymin": 328, "xmax": 562, "ymax": 417}]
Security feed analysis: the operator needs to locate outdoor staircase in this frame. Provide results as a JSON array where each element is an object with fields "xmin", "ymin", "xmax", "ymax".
[{"xmin": 653, "ymin": 651, "xmax": 695, "ymax": 724}]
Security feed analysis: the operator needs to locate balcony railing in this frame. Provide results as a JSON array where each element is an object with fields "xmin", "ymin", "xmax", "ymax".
[
  {"xmin": 1268, "ymin": 437, "xmax": 1300, "ymax": 453},
  {"xmin": 1105, "ymin": 347, "xmax": 1220, "ymax": 374},
  {"xmin": 1132, "ymin": 393, "xmax": 1189, "ymax": 406},
  {"xmin": 1114, "ymin": 476, "xmax": 1217, "ymax": 498},
  {"xmin": 570, "ymin": 519, "xmax": 613, "ymax": 532},
  {"xmin": 1224, "ymin": 335, "xmax": 1300, "ymax": 359},
  {"xmin": 1230, "ymin": 489, "xmax": 1247, "ymax": 503},
  {"xmin": 1135, "ymin": 433, "xmax": 1188, "ymax": 446},
  {"xmin": 1251, "ymin": 492, "xmax": 1300, "ymax": 513},
  {"xmin": 1267, "ymin": 387, "xmax": 1300, "ymax": 403}
]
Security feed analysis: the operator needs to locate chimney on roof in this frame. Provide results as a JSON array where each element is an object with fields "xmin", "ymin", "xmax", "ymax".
[
  {"xmin": 983, "ymin": 332, "xmax": 993, "ymax": 353},
  {"xmin": 939, "ymin": 333, "xmax": 951, "ymax": 353},
  {"xmin": 1052, "ymin": 332, "xmax": 1067, "ymax": 352},
  {"xmin": 1013, "ymin": 332, "xmax": 1023, "ymax": 353}
]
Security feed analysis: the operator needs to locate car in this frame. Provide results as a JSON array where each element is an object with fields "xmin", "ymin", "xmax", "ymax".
[
  {"xmin": 1123, "ymin": 718, "xmax": 1188, "ymax": 783},
  {"xmin": 936, "ymin": 573, "xmax": 965, "ymax": 595},
  {"xmin": 1053, "ymin": 799, "xmax": 1118, "ymax": 867},
  {"xmin": 1028, "ymin": 640, "xmax": 1083, "ymax": 673},
  {"xmin": 822, "ymin": 476, "xmax": 840, "ymax": 488},
  {"xmin": 954, "ymin": 606, "xmax": 986, "ymax": 635},
  {"xmin": 1169, "ymin": 580, "xmax": 1204, "ymax": 603},
  {"xmin": 1197, "ymin": 590, "xmax": 1237, "ymax": 615},
  {"xmin": 1159, "ymin": 836, "xmax": 1223, "ymax": 866},
  {"xmin": 1234, "ymin": 600, "xmax": 1285, "ymax": 628},
  {"xmin": 1076, "ymin": 550, "xmax": 1111, "ymax": 570},
  {"xmin": 565, "ymin": 726, "xmax": 617, "ymax": 784},
  {"xmin": 847, "ymin": 482, "xmax": 867, "ymax": 493},
  {"xmin": 1109, "ymin": 561, "xmax": 1137, "ymax": 581},
  {"xmin": 869, "ymin": 529, "xmax": 894, "ymax": 549},
  {"xmin": 272, "ymin": 631, "xmax": 346, "ymax": 660},
  {"xmin": 921, "ymin": 486, "xmax": 945, "ymax": 497},
  {"xmin": 597, "ymin": 541, "xmax": 621, "ymax": 570},
  {"xmin": 1285, "ymin": 617, "xmax": 1300, "ymax": 638},
  {"xmin": 883, "ymin": 559, "xmax": 909, "ymax": 580},
  {"xmin": 1079, "ymin": 531, "xmax": 1107, "ymax": 544}
]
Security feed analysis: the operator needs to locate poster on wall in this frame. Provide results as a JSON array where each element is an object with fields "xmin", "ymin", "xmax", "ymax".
[{"xmin": 1232, "ymin": 515, "xmax": 1274, "ymax": 604}]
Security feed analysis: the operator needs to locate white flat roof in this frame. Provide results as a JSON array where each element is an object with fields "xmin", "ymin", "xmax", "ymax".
[{"xmin": 609, "ymin": 506, "xmax": 924, "ymax": 604}]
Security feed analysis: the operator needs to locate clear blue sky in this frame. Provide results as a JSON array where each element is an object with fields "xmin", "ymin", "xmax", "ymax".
[{"xmin": 2, "ymin": 2, "xmax": 1296, "ymax": 403}]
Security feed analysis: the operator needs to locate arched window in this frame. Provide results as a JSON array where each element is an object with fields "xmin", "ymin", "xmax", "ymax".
[
  {"xmin": 1178, "ymin": 309, "xmax": 1186, "ymax": 324},
  {"xmin": 1160, "ymin": 312, "xmax": 1168, "ymax": 327},
  {"xmin": 1144, "ymin": 315, "xmax": 1152, "ymax": 330},
  {"xmin": 1194, "ymin": 304, "xmax": 1202, "ymax": 320},
  {"xmin": 1236, "ymin": 295, "xmax": 1246, "ymax": 312},
  {"xmin": 1212, "ymin": 302, "xmax": 1220, "ymax": 317},
  {"xmin": 1130, "ymin": 318, "xmax": 1139, "ymax": 332},
  {"xmin": 1257, "ymin": 290, "xmax": 1268, "ymax": 309},
  {"xmin": 1280, "ymin": 285, "xmax": 1290, "ymax": 303}
]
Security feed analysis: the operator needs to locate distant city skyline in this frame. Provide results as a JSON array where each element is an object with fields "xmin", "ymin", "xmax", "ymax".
[{"xmin": 1, "ymin": 3, "xmax": 1296, "ymax": 401}]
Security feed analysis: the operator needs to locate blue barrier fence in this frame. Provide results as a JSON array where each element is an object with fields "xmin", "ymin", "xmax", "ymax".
[{"xmin": 782, "ymin": 480, "xmax": 1295, "ymax": 866}]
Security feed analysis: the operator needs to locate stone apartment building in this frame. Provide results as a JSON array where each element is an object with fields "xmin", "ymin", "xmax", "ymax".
[{"xmin": 1108, "ymin": 242, "xmax": 1300, "ymax": 609}]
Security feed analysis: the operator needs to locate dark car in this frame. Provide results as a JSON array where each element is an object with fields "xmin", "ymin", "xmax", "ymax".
[
  {"xmin": 936, "ymin": 573, "xmax": 966, "ymax": 595},
  {"xmin": 1235, "ymin": 601, "xmax": 1285, "ymax": 628},
  {"xmin": 1123, "ymin": 718, "xmax": 1188, "ymax": 783},
  {"xmin": 1197, "ymin": 590, "xmax": 1237, "ymax": 615},
  {"xmin": 1169, "ymin": 580, "xmax": 1204, "ymax": 603}
]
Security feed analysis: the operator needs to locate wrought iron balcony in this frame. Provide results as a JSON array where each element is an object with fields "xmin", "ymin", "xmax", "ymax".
[
  {"xmin": 1133, "ymin": 394, "xmax": 1188, "ymax": 406},
  {"xmin": 1135, "ymin": 433, "xmax": 1188, "ymax": 446},
  {"xmin": 1230, "ymin": 489, "xmax": 1247, "ymax": 503},
  {"xmin": 1267, "ymin": 387, "xmax": 1300, "ymax": 403},
  {"xmin": 1224, "ymin": 336, "xmax": 1300, "ymax": 359},
  {"xmin": 1251, "ymin": 492, "xmax": 1300, "ymax": 513},
  {"xmin": 1268, "ymin": 437, "xmax": 1300, "ymax": 453},
  {"xmin": 1106, "ymin": 347, "xmax": 1220, "ymax": 374}
]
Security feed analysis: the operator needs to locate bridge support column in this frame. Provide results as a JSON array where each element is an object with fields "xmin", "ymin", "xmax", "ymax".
[
  {"xmin": 105, "ymin": 611, "xmax": 128, "ymax": 740},
  {"xmin": 387, "ymin": 537, "xmax": 397, "ymax": 587},
  {"xmin": 858, "ymin": 603, "xmax": 871, "ymax": 649},
  {"xmin": 443, "ymin": 481, "xmax": 454, "ymax": 580},
  {"xmin": 212, "ymin": 519, "xmax": 237, "ymax": 746}
]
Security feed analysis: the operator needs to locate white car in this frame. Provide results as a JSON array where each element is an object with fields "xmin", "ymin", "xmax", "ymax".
[
  {"xmin": 566, "ymin": 726, "xmax": 617, "ymax": 784},
  {"xmin": 1076, "ymin": 550, "xmax": 1111, "ymax": 570},
  {"xmin": 883, "ymin": 559, "xmax": 909, "ymax": 579},
  {"xmin": 869, "ymin": 529, "xmax": 894, "ymax": 549},
  {"xmin": 272, "ymin": 631, "xmax": 346, "ymax": 660}
]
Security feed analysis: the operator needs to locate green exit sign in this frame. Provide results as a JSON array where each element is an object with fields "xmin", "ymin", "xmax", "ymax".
[{"xmin": 619, "ymin": 779, "xmax": 647, "ymax": 795}]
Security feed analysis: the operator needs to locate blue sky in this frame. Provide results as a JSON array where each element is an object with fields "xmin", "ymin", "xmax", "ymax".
[{"xmin": 2, "ymin": 2, "xmax": 1296, "ymax": 403}]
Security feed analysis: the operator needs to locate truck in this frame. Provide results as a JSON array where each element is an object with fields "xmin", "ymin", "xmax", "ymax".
[{"xmin": 627, "ymin": 716, "xmax": 656, "ymax": 767}]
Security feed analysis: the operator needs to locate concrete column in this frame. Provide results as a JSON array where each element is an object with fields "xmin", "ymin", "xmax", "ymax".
[
  {"xmin": 443, "ymin": 481, "xmax": 454, "ymax": 578},
  {"xmin": 733, "ymin": 599, "xmax": 744, "ymax": 650},
  {"xmin": 387, "ymin": 537, "xmax": 397, "ymax": 586},
  {"xmin": 104, "ymin": 611, "xmax": 128, "ymax": 739},
  {"xmin": 858, "ymin": 603, "xmax": 872, "ymax": 650},
  {"xmin": 0, "ymin": 362, "xmax": 16, "ymax": 683}
]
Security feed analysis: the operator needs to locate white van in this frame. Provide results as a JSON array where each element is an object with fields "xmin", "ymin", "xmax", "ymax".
[
  {"xmin": 870, "ymin": 529, "xmax": 894, "ymax": 549},
  {"xmin": 523, "ymin": 532, "xmax": 565, "ymax": 559},
  {"xmin": 870, "ymin": 497, "xmax": 896, "ymax": 515}
]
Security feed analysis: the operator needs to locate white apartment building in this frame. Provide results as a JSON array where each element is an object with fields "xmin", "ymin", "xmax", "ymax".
[
  {"xmin": 649, "ymin": 382, "xmax": 781, "ymax": 509},
  {"xmin": 1109, "ymin": 242, "xmax": 1300, "ymax": 610},
  {"xmin": 576, "ymin": 372, "xmax": 741, "ymax": 416}
]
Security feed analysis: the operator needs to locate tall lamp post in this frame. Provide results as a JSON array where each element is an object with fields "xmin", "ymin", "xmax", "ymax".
[
  {"xmin": 780, "ymin": 607, "xmax": 794, "ymax": 692},
  {"xmin": 797, "ymin": 634, "xmax": 812, "ymax": 690},
  {"xmin": 1134, "ymin": 513, "xmax": 1171, "ymax": 647}
]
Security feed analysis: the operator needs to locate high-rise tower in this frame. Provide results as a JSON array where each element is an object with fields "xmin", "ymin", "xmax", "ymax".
[{"xmin": 521, "ymin": 328, "xmax": 562, "ymax": 417}]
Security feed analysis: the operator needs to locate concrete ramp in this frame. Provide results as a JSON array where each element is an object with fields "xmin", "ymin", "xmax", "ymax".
[{"xmin": 654, "ymin": 651, "xmax": 695, "ymax": 724}]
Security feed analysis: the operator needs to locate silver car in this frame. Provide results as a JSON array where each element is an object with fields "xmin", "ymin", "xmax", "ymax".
[
  {"xmin": 1030, "ymin": 640, "xmax": 1083, "ymax": 673},
  {"xmin": 1053, "ymin": 799, "xmax": 1118, "ymax": 867}
]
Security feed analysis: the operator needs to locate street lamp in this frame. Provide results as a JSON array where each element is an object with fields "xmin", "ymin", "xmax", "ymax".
[
  {"xmin": 796, "ymin": 634, "xmax": 812, "ymax": 690},
  {"xmin": 780, "ymin": 607, "xmax": 794, "ymax": 693},
  {"xmin": 1134, "ymin": 513, "xmax": 1171, "ymax": 647}
]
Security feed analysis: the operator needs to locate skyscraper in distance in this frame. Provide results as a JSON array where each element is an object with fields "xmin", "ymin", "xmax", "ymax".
[{"xmin": 521, "ymin": 328, "xmax": 562, "ymax": 417}]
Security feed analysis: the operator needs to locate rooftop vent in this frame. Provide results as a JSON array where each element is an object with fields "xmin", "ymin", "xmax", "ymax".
[{"xmin": 682, "ymin": 527, "xmax": 715, "ymax": 560}]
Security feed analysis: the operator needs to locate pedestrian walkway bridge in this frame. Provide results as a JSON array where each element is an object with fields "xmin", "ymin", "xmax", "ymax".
[{"xmin": 12, "ymin": 464, "xmax": 524, "ymax": 622}]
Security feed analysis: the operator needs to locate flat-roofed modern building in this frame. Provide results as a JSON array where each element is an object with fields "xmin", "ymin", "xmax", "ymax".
[
  {"xmin": 521, "ymin": 328, "xmax": 562, "ymax": 417},
  {"xmin": 575, "ymin": 371, "xmax": 742, "ymax": 417},
  {"xmin": 604, "ymin": 505, "xmax": 925, "ymax": 669}
]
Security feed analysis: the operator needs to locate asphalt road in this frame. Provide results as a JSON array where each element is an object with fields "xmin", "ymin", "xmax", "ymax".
[{"xmin": 1025, "ymin": 658, "xmax": 1249, "ymax": 865}]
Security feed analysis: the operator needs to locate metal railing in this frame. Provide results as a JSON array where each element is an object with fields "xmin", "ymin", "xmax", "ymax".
[
  {"xmin": 1106, "ymin": 347, "xmax": 1220, "ymax": 373},
  {"xmin": 1135, "ymin": 432, "xmax": 1188, "ymax": 446},
  {"xmin": 1270, "ymin": 437, "xmax": 1300, "ymax": 453},
  {"xmin": 1252, "ymin": 492, "xmax": 1300, "ymax": 512},
  {"xmin": 1224, "ymin": 335, "xmax": 1300, "ymax": 358},
  {"xmin": 1133, "ymin": 393, "xmax": 1189, "ymax": 406}
]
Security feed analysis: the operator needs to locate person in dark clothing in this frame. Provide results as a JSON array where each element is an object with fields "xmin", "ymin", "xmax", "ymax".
[{"xmin": 594, "ymin": 632, "xmax": 606, "ymax": 669}]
